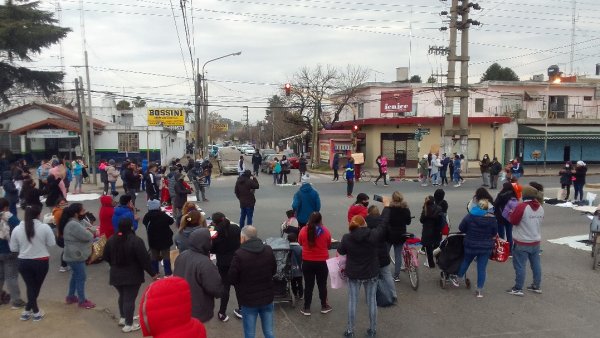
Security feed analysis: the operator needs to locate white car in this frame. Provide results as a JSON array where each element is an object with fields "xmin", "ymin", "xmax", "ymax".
[{"xmin": 243, "ymin": 147, "xmax": 256, "ymax": 155}]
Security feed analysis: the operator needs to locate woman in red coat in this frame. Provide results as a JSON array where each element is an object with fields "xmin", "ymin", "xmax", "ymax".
[{"xmin": 98, "ymin": 195, "xmax": 116, "ymax": 238}]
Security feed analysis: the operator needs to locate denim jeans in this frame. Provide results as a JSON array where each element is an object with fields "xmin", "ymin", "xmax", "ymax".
[
  {"xmin": 67, "ymin": 261, "xmax": 87, "ymax": 303},
  {"xmin": 241, "ymin": 303, "xmax": 275, "ymax": 338},
  {"xmin": 109, "ymin": 181, "xmax": 116, "ymax": 194},
  {"xmin": 431, "ymin": 173, "xmax": 438, "ymax": 185},
  {"xmin": 0, "ymin": 253, "xmax": 22, "ymax": 304},
  {"xmin": 573, "ymin": 181, "xmax": 584, "ymax": 201},
  {"xmin": 439, "ymin": 169, "xmax": 448, "ymax": 185},
  {"xmin": 347, "ymin": 278, "xmax": 378, "ymax": 334},
  {"xmin": 497, "ymin": 218, "xmax": 513, "ymax": 249},
  {"xmin": 379, "ymin": 264, "xmax": 397, "ymax": 298},
  {"xmin": 453, "ymin": 171, "xmax": 461, "ymax": 184},
  {"xmin": 512, "ymin": 243, "xmax": 542, "ymax": 290},
  {"xmin": 240, "ymin": 207, "xmax": 254, "ymax": 227},
  {"xmin": 272, "ymin": 172, "xmax": 278, "ymax": 184},
  {"xmin": 457, "ymin": 251, "xmax": 491, "ymax": 289},
  {"xmin": 74, "ymin": 174, "xmax": 83, "ymax": 191},
  {"xmin": 392, "ymin": 243, "xmax": 404, "ymax": 276}
]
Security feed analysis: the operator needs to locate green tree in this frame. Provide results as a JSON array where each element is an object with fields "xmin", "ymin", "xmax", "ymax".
[
  {"xmin": 409, "ymin": 75, "xmax": 422, "ymax": 83},
  {"xmin": 116, "ymin": 100, "xmax": 131, "ymax": 110},
  {"xmin": 427, "ymin": 75, "xmax": 437, "ymax": 83},
  {"xmin": 481, "ymin": 63, "xmax": 520, "ymax": 82},
  {"xmin": 0, "ymin": 0, "xmax": 71, "ymax": 104},
  {"xmin": 132, "ymin": 96, "xmax": 146, "ymax": 108}
]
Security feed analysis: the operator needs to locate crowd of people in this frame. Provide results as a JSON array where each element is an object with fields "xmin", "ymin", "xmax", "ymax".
[{"xmin": 0, "ymin": 151, "xmax": 561, "ymax": 338}]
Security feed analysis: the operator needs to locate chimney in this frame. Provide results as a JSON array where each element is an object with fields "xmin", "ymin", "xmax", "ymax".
[{"xmin": 396, "ymin": 67, "xmax": 409, "ymax": 82}]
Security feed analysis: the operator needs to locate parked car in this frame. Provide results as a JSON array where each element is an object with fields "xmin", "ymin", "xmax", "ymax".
[
  {"xmin": 260, "ymin": 154, "xmax": 284, "ymax": 174},
  {"xmin": 283, "ymin": 151, "xmax": 299, "ymax": 169},
  {"xmin": 260, "ymin": 149, "xmax": 276, "ymax": 158},
  {"xmin": 243, "ymin": 147, "xmax": 256, "ymax": 156}
]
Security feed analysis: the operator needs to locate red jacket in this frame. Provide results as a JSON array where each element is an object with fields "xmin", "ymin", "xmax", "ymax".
[
  {"xmin": 98, "ymin": 195, "xmax": 115, "ymax": 239},
  {"xmin": 347, "ymin": 204, "xmax": 368, "ymax": 223},
  {"xmin": 140, "ymin": 277, "xmax": 207, "ymax": 338},
  {"xmin": 298, "ymin": 224, "xmax": 331, "ymax": 262}
]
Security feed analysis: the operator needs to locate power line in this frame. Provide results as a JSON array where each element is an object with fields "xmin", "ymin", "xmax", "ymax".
[{"xmin": 168, "ymin": 0, "xmax": 193, "ymax": 94}]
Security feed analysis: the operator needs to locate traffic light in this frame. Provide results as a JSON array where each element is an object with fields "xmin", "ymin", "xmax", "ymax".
[
  {"xmin": 284, "ymin": 83, "xmax": 291, "ymax": 96},
  {"xmin": 352, "ymin": 124, "xmax": 359, "ymax": 132}
]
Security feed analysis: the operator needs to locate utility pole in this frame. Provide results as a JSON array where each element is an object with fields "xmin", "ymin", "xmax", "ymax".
[
  {"xmin": 311, "ymin": 92, "xmax": 320, "ymax": 168},
  {"xmin": 569, "ymin": 0, "xmax": 577, "ymax": 75},
  {"xmin": 75, "ymin": 78, "xmax": 88, "ymax": 161},
  {"xmin": 202, "ymin": 74, "xmax": 209, "ymax": 157},
  {"xmin": 443, "ymin": 0, "xmax": 459, "ymax": 156},
  {"xmin": 244, "ymin": 106, "xmax": 250, "ymax": 142},
  {"xmin": 84, "ymin": 51, "xmax": 96, "ymax": 184},
  {"xmin": 194, "ymin": 59, "xmax": 201, "ymax": 159},
  {"xmin": 75, "ymin": 78, "xmax": 84, "ymax": 157},
  {"xmin": 459, "ymin": 0, "xmax": 471, "ymax": 157}
]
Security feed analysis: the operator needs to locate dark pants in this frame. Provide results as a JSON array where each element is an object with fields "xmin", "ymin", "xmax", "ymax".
[
  {"xmin": 347, "ymin": 179, "xmax": 354, "ymax": 196},
  {"xmin": 253, "ymin": 164, "xmax": 260, "ymax": 176},
  {"xmin": 291, "ymin": 276, "xmax": 303, "ymax": 299},
  {"xmin": 374, "ymin": 173, "xmax": 387, "ymax": 185},
  {"xmin": 18, "ymin": 259, "xmax": 49, "ymax": 313},
  {"xmin": 127, "ymin": 188, "xmax": 139, "ymax": 207},
  {"xmin": 497, "ymin": 217, "xmax": 513, "ymax": 249},
  {"xmin": 423, "ymin": 244, "xmax": 436, "ymax": 268},
  {"xmin": 115, "ymin": 284, "xmax": 141, "ymax": 326},
  {"xmin": 240, "ymin": 207, "xmax": 255, "ymax": 227},
  {"xmin": 302, "ymin": 260, "xmax": 328, "ymax": 310},
  {"xmin": 218, "ymin": 265, "xmax": 238, "ymax": 314},
  {"xmin": 440, "ymin": 169, "xmax": 448, "ymax": 185},
  {"xmin": 573, "ymin": 181, "xmax": 585, "ymax": 201},
  {"xmin": 279, "ymin": 172, "xmax": 288, "ymax": 184},
  {"xmin": 103, "ymin": 181, "xmax": 109, "ymax": 195},
  {"xmin": 60, "ymin": 251, "xmax": 67, "ymax": 268},
  {"xmin": 333, "ymin": 169, "xmax": 339, "ymax": 181},
  {"xmin": 490, "ymin": 174, "xmax": 499, "ymax": 189},
  {"xmin": 561, "ymin": 184, "xmax": 571, "ymax": 200}
]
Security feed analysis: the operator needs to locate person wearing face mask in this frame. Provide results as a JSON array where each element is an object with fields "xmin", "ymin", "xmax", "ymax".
[
  {"xmin": 558, "ymin": 162, "xmax": 574, "ymax": 201},
  {"xmin": 347, "ymin": 193, "xmax": 370, "ymax": 223},
  {"xmin": 59, "ymin": 203, "xmax": 95, "ymax": 309},
  {"xmin": 479, "ymin": 154, "xmax": 491, "ymax": 187}
]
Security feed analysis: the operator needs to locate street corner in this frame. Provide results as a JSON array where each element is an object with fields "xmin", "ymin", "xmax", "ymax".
[{"xmin": 0, "ymin": 301, "xmax": 124, "ymax": 338}]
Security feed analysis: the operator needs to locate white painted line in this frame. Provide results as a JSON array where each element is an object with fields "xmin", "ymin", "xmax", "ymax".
[
  {"xmin": 67, "ymin": 193, "xmax": 102, "ymax": 202},
  {"xmin": 547, "ymin": 235, "xmax": 591, "ymax": 252}
]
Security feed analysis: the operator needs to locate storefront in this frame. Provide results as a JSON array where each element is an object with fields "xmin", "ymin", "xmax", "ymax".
[{"xmin": 318, "ymin": 129, "xmax": 364, "ymax": 168}]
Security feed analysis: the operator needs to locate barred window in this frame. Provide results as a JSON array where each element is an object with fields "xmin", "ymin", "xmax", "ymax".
[{"xmin": 118, "ymin": 132, "xmax": 139, "ymax": 153}]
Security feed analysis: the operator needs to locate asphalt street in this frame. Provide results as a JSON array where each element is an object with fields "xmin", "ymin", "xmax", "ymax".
[{"xmin": 2, "ymin": 165, "xmax": 600, "ymax": 338}]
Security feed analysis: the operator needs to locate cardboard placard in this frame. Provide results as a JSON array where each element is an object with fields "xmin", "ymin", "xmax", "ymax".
[{"xmin": 351, "ymin": 153, "xmax": 364, "ymax": 165}]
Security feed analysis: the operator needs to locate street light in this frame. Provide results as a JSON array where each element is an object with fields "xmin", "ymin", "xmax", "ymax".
[{"xmin": 201, "ymin": 51, "xmax": 242, "ymax": 156}]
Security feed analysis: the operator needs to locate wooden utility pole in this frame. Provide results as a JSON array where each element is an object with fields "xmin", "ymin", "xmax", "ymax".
[
  {"xmin": 443, "ymin": 0, "xmax": 459, "ymax": 156},
  {"xmin": 78, "ymin": 76, "xmax": 89, "ymax": 163},
  {"xmin": 84, "ymin": 51, "xmax": 97, "ymax": 184}
]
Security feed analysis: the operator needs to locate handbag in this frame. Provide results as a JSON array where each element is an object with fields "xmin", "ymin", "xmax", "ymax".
[
  {"xmin": 326, "ymin": 255, "xmax": 347, "ymax": 289},
  {"xmin": 87, "ymin": 235, "xmax": 107, "ymax": 264},
  {"xmin": 490, "ymin": 235, "xmax": 510, "ymax": 263}
]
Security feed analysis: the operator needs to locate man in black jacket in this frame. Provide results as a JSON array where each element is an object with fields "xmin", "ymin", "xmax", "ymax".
[
  {"xmin": 124, "ymin": 162, "xmax": 142, "ymax": 207},
  {"xmin": 234, "ymin": 170, "xmax": 259, "ymax": 227},
  {"xmin": 144, "ymin": 164, "xmax": 160, "ymax": 201},
  {"xmin": 228, "ymin": 226, "xmax": 276, "ymax": 338},
  {"xmin": 187, "ymin": 161, "xmax": 208, "ymax": 202},
  {"xmin": 251, "ymin": 150, "xmax": 262, "ymax": 176}
]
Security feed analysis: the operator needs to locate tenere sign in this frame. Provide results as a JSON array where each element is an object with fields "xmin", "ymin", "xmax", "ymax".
[
  {"xmin": 380, "ymin": 90, "xmax": 413, "ymax": 115},
  {"xmin": 147, "ymin": 108, "xmax": 185, "ymax": 130}
]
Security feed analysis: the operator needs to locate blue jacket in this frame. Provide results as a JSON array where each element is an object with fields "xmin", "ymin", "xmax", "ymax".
[
  {"xmin": 458, "ymin": 208, "xmax": 498, "ymax": 255},
  {"xmin": 112, "ymin": 205, "xmax": 138, "ymax": 233},
  {"xmin": 292, "ymin": 183, "xmax": 321, "ymax": 224},
  {"xmin": 345, "ymin": 163, "xmax": 355, "ymax": 180},
  {"xmin": 0, "ymin": 213, "xmax": 20, "ymax": 254}
]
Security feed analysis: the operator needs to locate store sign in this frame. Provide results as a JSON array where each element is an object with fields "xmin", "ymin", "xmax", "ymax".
[
  {"xmin": 27, "ymin": 129, "xmax": 78, "ymax": 139},
  {"xmin": 211, "ymin": 123, "xmax": 229, "ymax": 132},
  {"xmin": 380, "ymin": 90, "xmax": 413, "ymax": 114},
  {"xmin": 147, "ymin": 108, "xmax": 185, "ymax": 129},
  {"xmin": 319, "ymin": 142, "xmax": 330, "ymax": 161}
]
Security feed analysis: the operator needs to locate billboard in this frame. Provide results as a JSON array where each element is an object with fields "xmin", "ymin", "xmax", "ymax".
[
  {"xmin": 380, "ymin": 90, "xmax": 413, "ymax": 114},
  {"xmin": 147, "ymin": 108, "xmax": 185, "ymax": 130},
  {"xmin": 211, "ymin": 123, "xmax": 229, "ymax": 132}
]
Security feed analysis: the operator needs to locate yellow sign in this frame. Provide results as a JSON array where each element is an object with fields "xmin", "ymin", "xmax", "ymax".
[
  {"xmin": 147, "ymin": 108, "xmax": 185, "ymax": 128},
  {"xmin": 211, "ymin": 123, "xmax": 229, "ymax": 132}
]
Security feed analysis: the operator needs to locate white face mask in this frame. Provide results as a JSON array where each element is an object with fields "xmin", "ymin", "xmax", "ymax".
[{"xmin": 2, "ymin": 212, "xmax": 12, "ymax": 222}]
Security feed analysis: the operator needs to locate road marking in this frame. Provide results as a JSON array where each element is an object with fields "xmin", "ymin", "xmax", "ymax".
[
  {"xmin": 66, "ymin": 193, "xmax": 102, "ymax": 202},
  {"xmin": 547, "ymin": 235, "xmax": 591, "ymax": 252}
]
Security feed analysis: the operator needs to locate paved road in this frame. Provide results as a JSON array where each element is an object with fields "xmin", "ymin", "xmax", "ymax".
[{"xmin": 2, "ymin": 170, "xmax": 600, "ymax": 337}]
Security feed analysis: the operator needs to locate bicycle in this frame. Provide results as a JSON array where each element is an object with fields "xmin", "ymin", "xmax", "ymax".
[
  {"xmin": 390, "ymin": 233, "xmax": 419, "ymax": 291},
  {"xmin": 342, "ymin": 169, "xmax": 373, "ymax": 182}
]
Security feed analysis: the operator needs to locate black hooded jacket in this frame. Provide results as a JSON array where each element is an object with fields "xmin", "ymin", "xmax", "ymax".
[
  {"xmin": 234, "ymin": 173, "xmax": 259, "ymax": 208},
  {"xmin": 365, "ymin": 214, "xmax": 391, "ymax": 268},
  {"xmin": 337, "ymin": 226, "xmax": 385, "ymax": 280},
  {"xmin": 211, "ymin": 219, "xmax": 241, "ymax": 268},
  {"xmin": 228, "ymin": 238, "xmax": 276, "ymax": 307}
]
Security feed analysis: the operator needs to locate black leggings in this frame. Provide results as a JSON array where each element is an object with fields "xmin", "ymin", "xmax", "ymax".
[
  {"xmin": 218, "ymin": 265, "xmax": 238, "ymax": 314},
  {"xmin": 302, "ymin": 260, "xmax": 328, "ymax": 309},
  {"xmin": 115, "ymin": 284, "xmax": 141, "ymax": 326},
  {"xmin": 561, "ymin": 184, "xmax": 571, "ymax": 200},
  {"xmin": 375, "ymin": 173, "xmax": 387, "ymax": 184},
  {"xmin": 347, "ymin": 179, "xmax": 354, "ymax": 196},
  {"xmin": 18, "ymin": 259, "xmax": 49, "ymax": 313},
  {"xmin": 423, "ymin": 244, "xmax": 436, "ymax": 268},
  {"xmin": 333, "ymin": 169, "xmax": 339, "ymax": 180}
]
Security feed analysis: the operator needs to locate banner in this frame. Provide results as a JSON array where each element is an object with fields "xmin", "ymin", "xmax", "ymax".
[
  {"xmin": 211, "ymin": 123, "xmax": 229, "ymax": 132},
  {"xmin": 147, "ymin": 108, "xmax": 185, "ymax": 129},
  {"xmin": 380, "ymin": 90, "xmax": 413, "ymax": 114},
  {"xmin": 319, "ymin": 142, "xmax": 330, "ymax": 161}
]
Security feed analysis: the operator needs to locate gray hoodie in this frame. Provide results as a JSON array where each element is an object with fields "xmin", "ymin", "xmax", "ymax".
[
  {"xmin": 63, "ymin": 219, "xmax": 94, "ymax": 262},
  {"xmin": 173, "ymin": 229, "xmax": 222, "ymax": 322}
]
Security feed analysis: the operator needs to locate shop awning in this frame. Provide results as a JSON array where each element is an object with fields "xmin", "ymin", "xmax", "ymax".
[{"xmin": 518, "ymin": 125, "xmax": 600, "ymax": 139}]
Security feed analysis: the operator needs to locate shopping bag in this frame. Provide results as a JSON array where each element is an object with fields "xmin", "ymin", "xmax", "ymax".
[
  {"xmin": 87, "ymin": 235, "xmax": 107, "ymax": 264},
  {"xmin": 326, "ymin": 255, "xmax": 347, "ymax": 289},
  {"xmin": 490, "ymin": 236, "xmax": 510, "ymax": 263},
  {"xmin": 557, "ymin": 189, "xmax": 567, "ymax": 201},
  {"xmin": 170, "ymin": 249, "xmax": 180, "ymax": 268}
]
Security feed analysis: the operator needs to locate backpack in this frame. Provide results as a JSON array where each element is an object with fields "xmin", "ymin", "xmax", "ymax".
[{"xmin": 502, "ymin": 197, "xmax": 518, "ymax": 221}]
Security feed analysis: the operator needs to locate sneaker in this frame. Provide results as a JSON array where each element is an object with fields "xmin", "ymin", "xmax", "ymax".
[
  {"xmin": 78, "ymin": 299, "xmax": 96, "ymax": 309},
  {"xmin": 32, "ymin": 310, "xmax": 45, "ymax": 321},
  {"xmin": 373, "ymin": 181, "xmax": 377, "ymax": 186},
  {"xmin": 218, "ymin": 312, "xmax": 229, "ymax": 322},
  {"xmin": 65, "ymin": 295, "xmax": 79, "ymax": 305},
  {"xmin": 423, "ymin": 261, "xmax": 432, "ymax": 268},
  {"xmin": 122, "ymin": 323, "xmax": 141, "ymax": 333},
  {"xmin": 20, "ymin": 310, "xmax": 32, "ymax": 321},
  {"xmin": 526, "ymin": 285, "xmax": 542, "ymax": 294},
  {"xmin": 233, "ymin": 308, "xmax": 243, "ymax": 319},
  {"xmin": 300, "ymin": 308, "xmax": 311, "ymax": 316},
  {"xmin": 418, "ymin": 247, "xmax": 426, "ymax": 255},
  {"xmin": 118, "ymin": 318, "xmax": 126, "ymax": 326},
  {"xmin": 367, "ymin": 329, "xmax": 377, "ymax": 337},
  {"xmin": 393, "ymin": 274, "xmax": 401, "ymax": 282},
  {"xmin": 11, "ymin": 300, "xmax": 26, "ymax": 309},
  {"xmin": 449, "ymin": 275, "xmax": 460, "ymax": 287},
  {"xmin": 59, "ymin": 266, "xmax": 70, "ymax": 273},
  {"xmin": 320, "ymin": 304, "xmax": 333, "ymax": 314},
  {"xmin": 475, "ymin": 290, "xmax": 483, "ymax": 298},
  {"xmin": 506, "ymin": 288, "xmax": 524, "ymax": 297},
  {"xmin": 202, "ymin": 199, "xmax": 209, "ymax": 202},
  {"xmin": 384, "ymin": 184, "xmax": 389, "ymax": 186},
  {"xmin": 343, "ymin": 330, "xmax": 354, "ymax": 337},
  {"xmin": 453, "ymin": 184, "xmax": 461, "ymax": 187}
]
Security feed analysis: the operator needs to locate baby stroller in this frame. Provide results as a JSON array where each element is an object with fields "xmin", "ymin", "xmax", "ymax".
[
  {"xmin": 436, "ymin": 233, "xmax": 471, "ymax": 289},
  {"xmin": 265, "ymin": 237, "xmax": 295, "ymax": 307}
]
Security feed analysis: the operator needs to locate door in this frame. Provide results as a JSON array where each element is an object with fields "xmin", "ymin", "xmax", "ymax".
[{"xmin": 563, "ymin": 145, "xmax": 571, "ymax": 163}]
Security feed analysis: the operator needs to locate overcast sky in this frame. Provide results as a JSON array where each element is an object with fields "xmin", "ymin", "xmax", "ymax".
[{"xmin": 29, "ymin": 0, "xmax": 600, "ymax": 123}]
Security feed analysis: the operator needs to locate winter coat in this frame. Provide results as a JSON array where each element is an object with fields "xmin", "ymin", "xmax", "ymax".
[
  {"xmin": 251, "ymin": 153, "xmax": 262, "ymax": 167},
  {"xmin": 299, "ymin": 157, "xmax": 308, "ymax": 172},
  {"xmin": 494, "ymin": 190, "xmax": 517, "ymax": 221},
  {"xmin": 458, "ymin": 208, "xmax": 498, "ymax": 255},
  {"xmin": 2, "ymin": 171, "xmax": 18, "ymax": 204},
  {"xmin": 175, "ymin": 226, "xmax": 201, "ymax": 253},
  {"xmin": 365, "ymin": 214, "xmax": 390, "ymax": 268},
  {"xmin": 228, "ymin": 237, "xmax": 276, "ymax": 308},
  {"xmin": 559, "ymin": 167, "xmax": 574, "ymax": 186},
  {"xmin": 332, "ymin": 155, "xmax": 339, "ymax": 170},
  {"xmin": 418, "ymin": 158, "xmax": 428, "ymax": 177},
  {"xmin": 298, "ymin": 224, "xmax": 331, "ymax": 261},
  {"xmin": 99, "ymin": 195, "xmax": 116, "ymax": 239},
  {"xmin": 124, "ymin": 168, "xmax": 141, "ymax": 191},
  {"xmin": 145, "ymin": 172, "xmax": 160, "ymax": 199},
  {"xmin": 0, "ymin": 212, "xmax": 20, "ymax": 254},
  {"xmin": 292, "ymin": 183, "xmax": 321, "ymax": 224},
  {"xmin": 345, "ymin": 163, "xmax": 355, "ymax": 180},
  {"xmin": 112, "ymin": 205, "xmax": 138, "ymax": 233},
  {"xmin": 211, "ymin": 220, "xmax": 241, "ymax": 268},
  {"xmin": 173, "ymin": 229, "xmax": 223, "ymax": 322},
  {"xmin": 574, "ymin": 166, "xmax": 588, "ymax": 185},
  {"xmin": 103, "ymin": 232, "xmax": 154, "ymax": 286},
  {"xmin": 139, "ymin": 276, "xmax": 207, "ymax": 338},
  {"xmin": 63, "ymin": 219, "xmax": 94, "ymax": 262},
  {"xmin": 382, "ymin": 206, "xmax": 412, "ymax": 245},
  {"xmin": 45, "ymin": 174, "xmax": 63, "ymax": 207},
  {"xmin": 173, "ymin": 179, "xmax": 191, "ymax": 209},
  {"xmin": 420, "ymin": 206, "xmax": 443, "ymax": 246},
  {"xmin": 22, "ymin": 187, "xmax": 43, "ymax": 208},
  {"xmin": 143, "ymin": 209, "xmax": 174, "ymax": 251},
  {"xmin": 337, "ymin": 226, "xmax": 384, "ymax": 280},
  {"xmin": 106, "ymin": 165, "xmax": 119, "ymax": 182},
  {"xmin": 489, "ymin": 161, "xmax": 503, "ymax": 175},
  {"xmin": 234, "ymin": 174, "xmax": 259, "ymax": 208},
  {"xmin": 479, "ymin": 158, "xmax": 490, "ymax": 173},
  {"xmin": 347, "ymin": 204, "xmax": 368, "ymax": 223}
]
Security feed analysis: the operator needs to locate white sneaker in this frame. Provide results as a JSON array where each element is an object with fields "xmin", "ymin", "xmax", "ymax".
[
  {"xmin": 122, "ymin": 323, "xmax": 141, "ymax": 333},
  {"xmin": 118, "ymin": 318, "xmax": 126, "ymax": 326}
]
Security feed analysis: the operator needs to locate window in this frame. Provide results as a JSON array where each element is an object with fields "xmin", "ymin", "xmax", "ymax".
[
  {"xmin": 451, "ymin": 139, "xmax": 480, "ymax": 161},
  {"xmin": 118, "ymin": 132, "xmax": 139, "ymax": 153},
  {"xmin": 357, "ymin": 103, "xmax": 364, "ymax": 118},
  {"xmin": 500, "ymin": 95, "xmax": 523, "ymax": 116},
  {"xmin": 584, "ymin": 96, "xmax": 592, "ymax": 101},
  {"xmin": 475, "ymin": 98, "xmax": 484, "ymax": 112}
]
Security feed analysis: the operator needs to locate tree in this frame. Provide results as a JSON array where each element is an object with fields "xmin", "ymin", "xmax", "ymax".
[
  {"xmin": 0, "ymin": 0, "xmax": 71, "ymax": 104},
  {"xmin": 481, "ymin": 63, "xmax": 520, "ymax": 82},
  {"xmin": 409, "ymin": 75, "xmax": 422, "ymax": 83},
  {"xmin": 427, "ymin": 75, "xmax": 437, "ymax": 84},
  {"xmin": 265, "ymin": 95, "xmax": 304, "ymax": 147},
  {"xmin": 285, "ymin": 64, "xmax": 369, "ymax": 131},
  {"xmin": 132, "ymin": 96, "xmax": 146, "ymax": 108},
  {"xmin": 116, "ymin": 100, "xmax": 131, "ymax": 110}
]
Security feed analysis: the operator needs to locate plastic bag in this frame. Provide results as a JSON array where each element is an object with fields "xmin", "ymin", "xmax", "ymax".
[
  {"xmin": 490, "ymin": 236, "xmax": 510, "ymax": 263},
  {"xmin": 586, "ymin": 192, "xmax": 597, "ymax": 206},
  {"xmin": 326, "ymin": 255, "xmax": 347, "ymax": 289}
]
